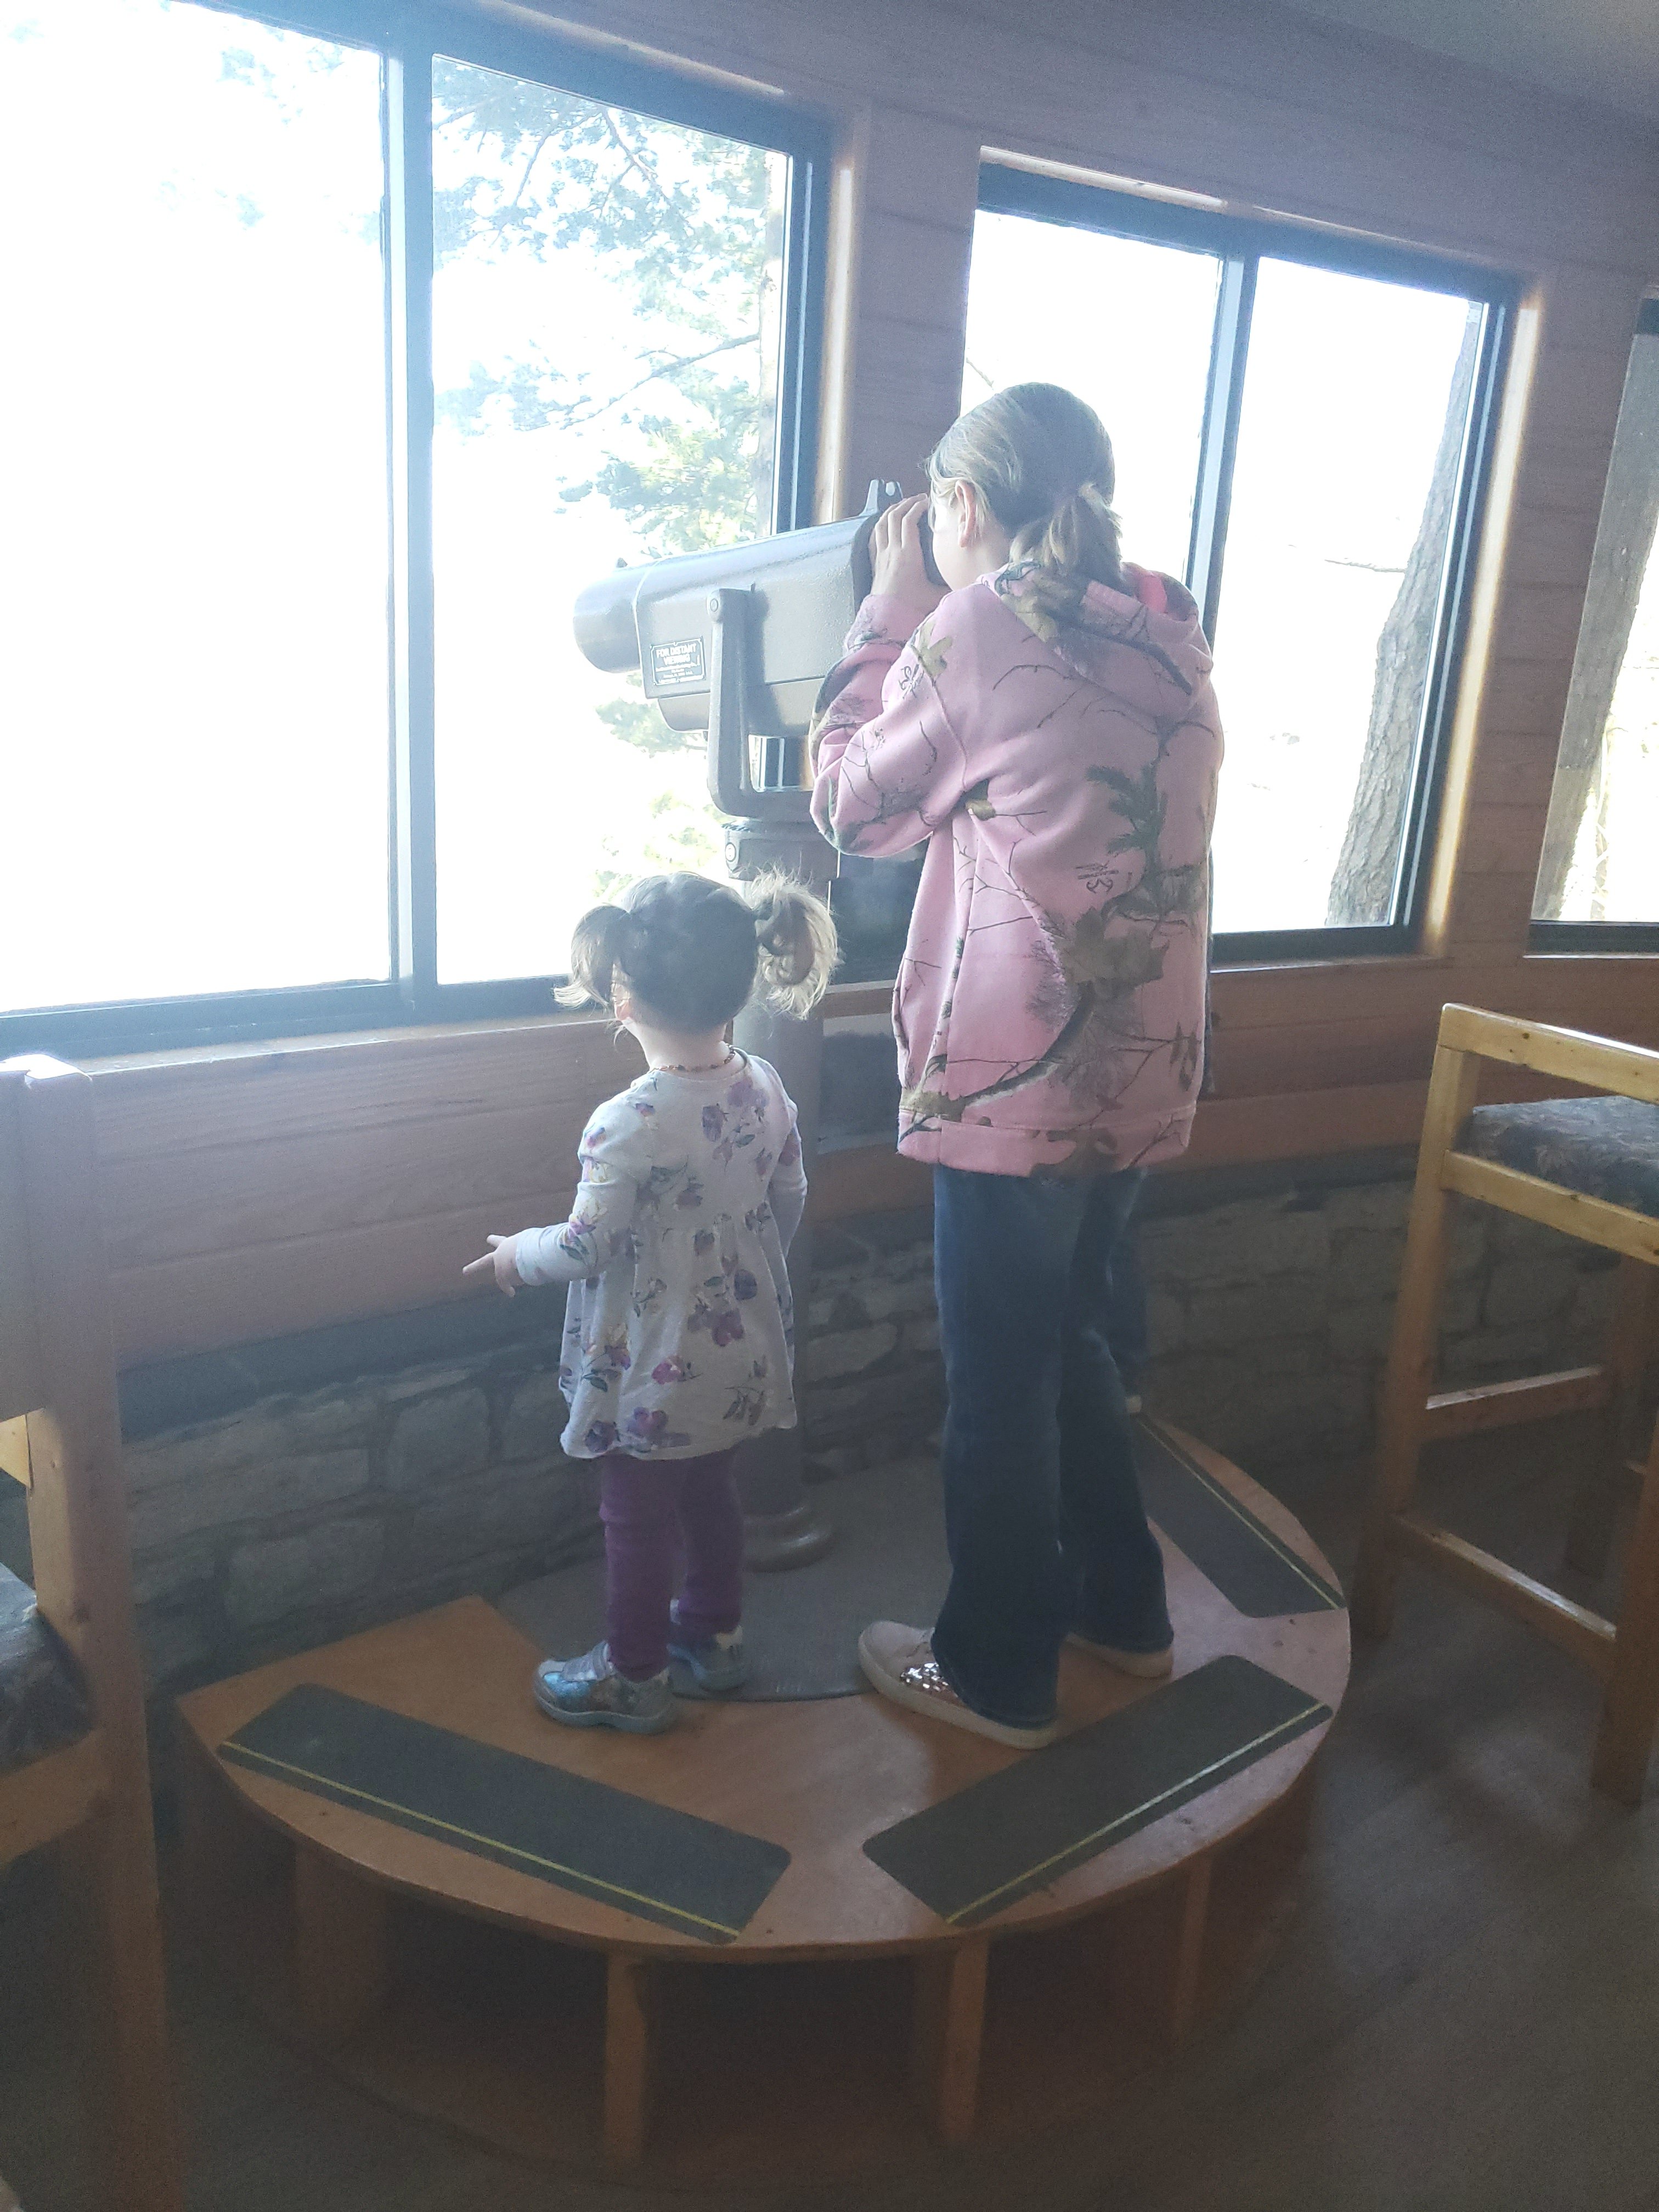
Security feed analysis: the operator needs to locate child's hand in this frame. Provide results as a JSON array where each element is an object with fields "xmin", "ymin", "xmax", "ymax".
[
  {"xmin": 462, "ymin": 1234, "xmax": 520, "ymax": 1297},
  {"xmin": 870, "ymin": 496, "xmax": 946, "ymax": 607}
]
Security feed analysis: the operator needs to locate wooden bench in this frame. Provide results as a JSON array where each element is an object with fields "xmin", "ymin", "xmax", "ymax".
[{"xmin": 0, "ymin": 1056, "xmax": 182, "ymax": 2210}]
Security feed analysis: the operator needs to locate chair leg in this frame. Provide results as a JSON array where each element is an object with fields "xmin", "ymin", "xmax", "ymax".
[
  {"xmin": 1564, "ymin": 1261, "xmax": 1659, "ymax": 1582},
  {"xmin": 66, "ymin": 1792, "xmax": 184, "ymax": 2212},
  {"xmin": 1352, "ymin": 1043, "xmax": 1479, "ymax": 1639},
  {"xmin": 1591, "ymin": 1419, "xmax": 1659, "ymax": 1807}
]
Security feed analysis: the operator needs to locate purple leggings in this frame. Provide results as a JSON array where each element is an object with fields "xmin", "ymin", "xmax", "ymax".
[{"xmin": 600, "ymin": 1448, "xmax": 744, "ymax": 1681}]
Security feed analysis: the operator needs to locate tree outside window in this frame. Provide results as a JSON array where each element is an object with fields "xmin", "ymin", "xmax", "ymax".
[{"xmin": 1533, "ymin": 306, "xmax": 1659, "ymax": 933}]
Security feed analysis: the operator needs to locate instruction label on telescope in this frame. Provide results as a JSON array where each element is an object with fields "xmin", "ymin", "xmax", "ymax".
[{"xmin": 651, "ymin": 638, "xmax": 706, "ymax": 687}]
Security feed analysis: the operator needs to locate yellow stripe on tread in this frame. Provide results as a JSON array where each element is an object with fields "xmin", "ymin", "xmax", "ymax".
[
  {"xmin": 944, "ymin": 1700, "xmax": 1328, "ymax": 1925},
  {"xmin": 1147, "ymin": 1421, "xmax": 1341, "ymax": 1608},
  {"xmin": 220, "ymin": 1741, "xmax": 742, "ymax": 1939}
]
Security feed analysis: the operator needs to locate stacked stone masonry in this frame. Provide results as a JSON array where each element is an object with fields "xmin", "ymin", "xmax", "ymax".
[{"xmin": 0, "ymin": 1158, "xmax": 1617, "ymax": 1706}]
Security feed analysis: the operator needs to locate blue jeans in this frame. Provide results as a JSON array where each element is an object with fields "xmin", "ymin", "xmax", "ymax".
[
  {"xmin": 1104, "ymin": 1207, "xmax": 1149, "ymax": 1397},
  {"xmin": 930, "ymin": 1164, "xmax": 1171, "ymax": 1730}
]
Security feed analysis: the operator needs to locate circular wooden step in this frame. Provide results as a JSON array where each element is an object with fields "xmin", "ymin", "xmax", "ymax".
[{"xmin": 177, "ymin": 1424, "xmax": 1348, "ymax": 2182}]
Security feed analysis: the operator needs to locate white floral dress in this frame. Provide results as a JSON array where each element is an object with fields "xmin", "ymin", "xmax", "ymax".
[{"xmin": 511, "ymin": 1052, "xmax": 806, "ymax": 1461}]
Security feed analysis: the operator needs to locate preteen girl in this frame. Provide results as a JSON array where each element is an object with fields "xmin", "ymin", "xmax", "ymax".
[
  {"xmin": 811, "ymin": 381, "xmax": 1223, "ymax": 1750},
  {"xmin": 464, "ymin": 872, "xmax": 836, "ymax": 1734}
]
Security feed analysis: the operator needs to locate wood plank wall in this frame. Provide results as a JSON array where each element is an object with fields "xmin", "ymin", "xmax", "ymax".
[{"xmin": 83, "ymin": 0, "xmax": 1659, "ymax": 1368}]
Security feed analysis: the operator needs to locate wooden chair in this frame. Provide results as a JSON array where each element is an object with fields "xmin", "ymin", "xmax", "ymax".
[
  {"xmin": 1352, "ymin": 1005, "xmax": 1659, "ymax": 1804},
  {"xmin": 0, "ymin": 1056, "xmax": 182, "ymax": 2210}
]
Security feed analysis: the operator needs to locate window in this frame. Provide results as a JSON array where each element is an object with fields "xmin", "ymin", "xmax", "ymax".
[
  {"xmin": 966, "ymin": 169, "xmax": 1511, "ymax": 960},
  {"xmin": 428, "ymin": 63, "xmax": 795, "ymax": 985},
  {"xmin": 1, "ymin": 0, "xmax": 390, "ymax": 1016},
  {"xmin": 0, "ymin": 0, "xmax": 824, "ymax": 1051},
  {"xmin": 1532, "ymin": 301, "xmax": 1659, "ymax": 946}
]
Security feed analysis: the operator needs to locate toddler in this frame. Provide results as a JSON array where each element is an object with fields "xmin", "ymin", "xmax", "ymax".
[{"xmin": 464, "ymin": 872, "xmax": 836, "ymax": 1734}]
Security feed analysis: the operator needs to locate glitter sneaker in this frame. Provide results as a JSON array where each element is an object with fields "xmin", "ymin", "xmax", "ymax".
[
  {"xmin": 856, "ymin": 1621, "xmax": 1059, "ymax": 1750},
  {"xmin": 532, "ymin": 1641, "xmax": 676, "ymax": 1734}
]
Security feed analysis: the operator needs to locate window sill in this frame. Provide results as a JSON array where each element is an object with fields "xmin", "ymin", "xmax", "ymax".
[
  {"xmin": 79, "ymin": 998, "xmax": 614, "ymax": 1076},
  {"xmin": 1212, "ymin": 951, "xmax": 1453, "ymax": 979},
  {"xmin": 76, "ymin": 977, "xmax": 896, "ymax": 1077}
]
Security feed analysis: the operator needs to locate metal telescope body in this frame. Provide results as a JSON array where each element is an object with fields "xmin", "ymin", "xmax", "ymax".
[
  {"xmin": 572, "ymin": 481, "xmax": 907, "ymax": 1567},
  {"xmin": 573, "ymin": 478, "xmax": 903, "ymax": 877}
]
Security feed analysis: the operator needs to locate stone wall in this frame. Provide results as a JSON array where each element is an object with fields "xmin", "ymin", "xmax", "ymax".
[
  {"xmin": 789, "ymin": 1153, "xmax": 1618, "ymax": 1483},
  {"xmin": 0, "ymin": 1148, "xmax": 1618, "ymax": 1708},
  {"xmin": 1134, "ymin": 1160, "xmax": 1617, "ymax": 1470},
  {"xmin": 120, "ymin": 1351, "xmax": 601, "ymax": 1701}
]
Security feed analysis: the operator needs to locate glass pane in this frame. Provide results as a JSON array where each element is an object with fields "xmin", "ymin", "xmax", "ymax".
[
  {"xmin": 0, "ymin": 0, "xmax": 391, "ymax": 1014},
  {"xmin": 431, "ymin": 63, "xmax": 789, "ymax": 984},
  {"xmin": 962, "ymin": 210, "xmax": 1221, "ymax": 580},
  {"xmin": 1210, "ymin": 260, "xmax": 1482, "ymax": 935},
  {"xmin": 1533, "ymin": 326, "xmax": 1659, "ymax": 925}
]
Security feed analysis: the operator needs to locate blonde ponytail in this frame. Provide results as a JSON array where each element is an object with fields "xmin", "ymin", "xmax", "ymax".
[
  {"xmin": 928, "ymin": 383, "xmax": 1128, "ymax": 634},
  {"xmin": 741, "ymin": 873, "xmax": 839, "ymax": 1018},
  {"xmin": 1011, "ymin": 479, "xmax": 1124, "ymax": 594}
]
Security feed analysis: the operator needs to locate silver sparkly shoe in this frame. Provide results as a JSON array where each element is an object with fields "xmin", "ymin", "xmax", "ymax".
[
  {"xmin": 533, "ymin": 1641, "xmax": 676, "ymax": 1734},
  {"xmin": 857, "ymin": 1622, "xmax": 1059, "ymax": 1750}
]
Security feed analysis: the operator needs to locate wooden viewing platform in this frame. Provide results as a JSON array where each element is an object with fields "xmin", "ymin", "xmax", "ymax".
[{"xmin": 177, "ymin": 1426, "xmax": 1349, "ymax": 2185}]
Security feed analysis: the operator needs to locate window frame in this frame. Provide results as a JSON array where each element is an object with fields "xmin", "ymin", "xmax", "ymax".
[
  {"xmin": 974, "ymin": 165, "xmax": 1517, "ymax": 967},
  {"xmin": 1527, "ymin": 298, "xmax": 1659, "ymax": 955},
  {"xmin": 3, "ymin": 0, "xmax": 829, "ymax": 1058}
]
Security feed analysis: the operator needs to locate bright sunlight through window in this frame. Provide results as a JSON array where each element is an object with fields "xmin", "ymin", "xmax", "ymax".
[{"xmin": 1, "ymin": 0, "xmax": 391, "ymax": 1014}]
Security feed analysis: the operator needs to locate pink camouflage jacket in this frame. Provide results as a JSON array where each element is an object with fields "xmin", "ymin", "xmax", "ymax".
[{"xmin": 810, "ymin": 562, "xmax": 1223, "ymax": 1178}]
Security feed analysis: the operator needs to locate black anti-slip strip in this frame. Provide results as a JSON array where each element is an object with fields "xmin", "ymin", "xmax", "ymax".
[
  {"xmin": 1135, "ymin": 1419, "xmax": 1345, "ymax": 1616},
  {"xmin": 863, "ymin": 1656, "xmax": 1330, "ymax": 1928},
  {"xmin": 219, "ymin": 1684, "xmax": 789, "ymax": 1945}
]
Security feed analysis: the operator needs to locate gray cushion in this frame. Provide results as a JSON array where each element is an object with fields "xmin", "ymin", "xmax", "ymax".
[
  {"xmin": 1455, "ymin": 1097, "xmax": 1659, "ymax": 1222},
  {"xmin": 0, "ymin": 1561, "xmax": 93, "ymax": 1776}
]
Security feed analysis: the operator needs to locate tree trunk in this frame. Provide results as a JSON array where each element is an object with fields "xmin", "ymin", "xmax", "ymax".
[
  {"xmin": 1532, "ymin": 333, "xmax": 1659, "ymax": 921},
  {"xmin": 1327, "ymin": 308, "xmax": 1482, "ymax": 926}
]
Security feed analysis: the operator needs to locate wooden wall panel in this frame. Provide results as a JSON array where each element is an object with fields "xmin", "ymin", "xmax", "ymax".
[
  {"xmin": 101, "ymin": 1104, "xmax": 574, "ymax": 1272},
  {"xmin": 106, "ymin": 1196, "xmax": 578, "ymax": 1369},
  {"xmin": 91, "ymin": 1017, "xmax": 630, "ymax": 1161},
  {"xmin": 71, "ymin": 0, "xmax": 1659, "ymax": 1368}
]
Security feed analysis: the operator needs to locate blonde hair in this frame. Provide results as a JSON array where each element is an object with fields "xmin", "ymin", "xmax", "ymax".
[
  {"xmin": 928, "ymin": 382, "xmax": 1127, "ymax": 628},
  {"xmin": 558, "ymin": 872, "xmax": 838, "ymax": 1026}
]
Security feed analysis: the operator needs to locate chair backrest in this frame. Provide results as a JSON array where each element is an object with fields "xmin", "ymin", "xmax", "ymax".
[
  {"xmin": 1438, "ymin": 1005, "xmax": 1659, "ymax": 1104},
  {"xmin": 0, "ymin": 1054, "xmax": 183, "ymax": 2202},
  {"xmin": 0, "ymin": 1056, "xmax": 140, "ymax": 1689}
]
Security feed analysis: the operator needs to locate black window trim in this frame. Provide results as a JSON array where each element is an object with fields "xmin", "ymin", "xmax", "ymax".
[
  {"xmin": 976, "ymin": 163, "xmax": 1519, "ymax": 969},
  {"xmin": 1527, "ymin": 296, "xmax": 1659, "ymax": 955},
  {"xmin": 4, "ymin": 0, "xmax": 830, "ymax": 1060}
]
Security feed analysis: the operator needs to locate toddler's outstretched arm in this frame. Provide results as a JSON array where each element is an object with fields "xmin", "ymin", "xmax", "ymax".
[{"xmin": 462, "ymin": 1113, "xmax": 642, "ymax": 1295}]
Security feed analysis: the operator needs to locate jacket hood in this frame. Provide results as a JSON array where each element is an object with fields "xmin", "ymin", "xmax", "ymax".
[{"xmin": 983, "ymin": 563, "xmax": 1214, "ymax": 716}]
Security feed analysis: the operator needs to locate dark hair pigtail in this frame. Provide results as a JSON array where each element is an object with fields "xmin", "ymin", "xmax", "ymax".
[{"xmin": 557, "ymin": 903, "xmax": 633, "ymax": 1009}]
